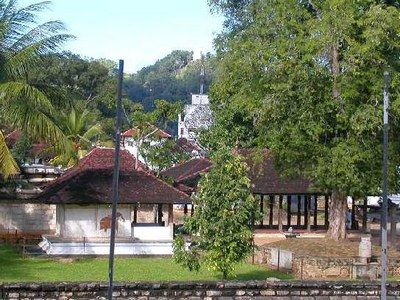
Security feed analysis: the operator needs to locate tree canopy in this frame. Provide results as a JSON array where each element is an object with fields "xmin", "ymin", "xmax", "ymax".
[
  {"xmin": 208, "ymin": 0, "xmax": 400, "ymax": 239},
  {"xmin": 0, "ymin": 0, "xmax": 73, "ymax": 177},
  {"xmin": 173, "ymin": 148, "xmax": 258, "ymax": 279}
]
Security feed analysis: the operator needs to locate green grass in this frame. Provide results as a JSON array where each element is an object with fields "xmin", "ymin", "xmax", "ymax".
[{"xmin": 0, "ymin": 245, "xmax": 293, "ymax": 282}]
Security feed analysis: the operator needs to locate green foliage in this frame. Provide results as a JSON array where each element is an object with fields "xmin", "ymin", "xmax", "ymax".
[
  {"xmin": 0, "ymin": 0, "xmax": 74, "ymax": 177},
  {"xmin": 10, "ymin": 131, "xmax": 32, "ymax": 164},
  {"xmin": 208, "ymin": 0, "xmax": 400, "ymax": 239},
  {"xmin": 173, "ymin": 148, "xmax": 259, "ymax": 279},
  {"xmin": 49, "ymin": 107, "xmax": 102, "ymax": 167},
  {"xmin": 140, "ymin": 138, "xmax": 189, "ymax": 174},
  {"xmin": 125, "ymin": 50, "xmax": 217, "ymax": 111}
]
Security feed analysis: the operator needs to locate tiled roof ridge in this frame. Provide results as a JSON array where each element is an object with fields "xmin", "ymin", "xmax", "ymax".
[
  {"xmin": 37, "ymin": 147, "xmax": 139, "ymax": 197},
  {"xmin": 175, "ymin": 160, "xmax": 212, "ymax": 183},
  {"xmin": 163, "ymin": 157, "xmax": 211, "ymax": 173},
  {"xmin": 138, "ymin": 169, "xmax": 192, "ymax": 199},
  {"xmin": 121, "ymin": 123, "xmax": 171, "ymax": 138}
]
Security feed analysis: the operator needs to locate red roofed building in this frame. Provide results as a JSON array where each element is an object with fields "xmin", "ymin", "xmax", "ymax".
[
  {"xmin": 35, "ymin": 147, "xmax": 191, "ymax": 248},
  {"xmin": 161, "ymin": 158, "xmax": 212, "ymax": 194},
  {"xmin": 162, "ymin": 149, "xmax": 329, "ymax": 231},
  {"xmin": 120, "ymin": 123, "xmax": 172, "ymax": 170}
]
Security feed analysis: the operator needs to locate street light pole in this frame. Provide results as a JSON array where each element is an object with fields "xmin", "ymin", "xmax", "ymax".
[
  {"xmin": 381, "ymin": 71, "xmax": 389, "ymax": 300},
  {"xmin": 107, "ymin": 59, "xmax": 124, "ymax": 300}
]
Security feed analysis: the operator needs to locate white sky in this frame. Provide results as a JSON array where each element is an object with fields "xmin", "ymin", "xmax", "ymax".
[{"xmin": 19, "ymin": 0, "xmax": 224, "ymax": 73}]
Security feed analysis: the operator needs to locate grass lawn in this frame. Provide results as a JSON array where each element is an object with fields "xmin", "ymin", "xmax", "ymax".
[{"xmin": 0, "ymin": 245, "xmax": 293, "ymax": 282}]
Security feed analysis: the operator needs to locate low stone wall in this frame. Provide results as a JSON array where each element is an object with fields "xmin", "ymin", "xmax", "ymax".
[
  {"xmin": 261, "ymin": 247, "xmax": 400, "ymax": 280},
  {"xmin": 1, "ymin": 281, "xmax": 399, "ymax": 299}
]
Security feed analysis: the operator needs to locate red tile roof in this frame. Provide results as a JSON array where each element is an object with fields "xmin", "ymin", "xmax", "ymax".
[
  {"xmin": 236, "ymin": 149, "xmax": 312, "ymax": 194},
  {"xmin": 176, "ymin": 138, "xmax": 201, "ymax": 152},
  {"xmin": 161, "ymin": 158, "xmax": 212, "ymax": 183},
  {"xmin": 37, "ymin": 147, "xmax": 191, "ymax": 204},
  {"xmin": 5, "ymin": 130, "xmax": 49, "ymax": 157},
  {"xmin": 121, "ymin": 123, "xmax": 171, "ymax": 139},
  {"xmin": 162, "ymin": 149, "xmax": 314, "ymax": 195},
  {"xmin": 5, "ymin": 130, "xmax": 20, "ymax": 147}
]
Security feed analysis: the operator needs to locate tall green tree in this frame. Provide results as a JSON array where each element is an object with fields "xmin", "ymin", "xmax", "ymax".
[
  {"xmin": 0, "ymin": 0, "xmax": 73, "ymax": 177},
  {"xmin": 49, "ymin": 107, "xmax": 102, "ymax": 167},
  {"xmin": 208, "ymin": 0, "xmax": 400, "ymax": 240},
  {"xmin": 173, "ymin": 148, "xmax": 258, "ymax": 279}
]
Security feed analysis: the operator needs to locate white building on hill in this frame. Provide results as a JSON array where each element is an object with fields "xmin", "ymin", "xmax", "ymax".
[{"xmin": 178, "ymin": 94, "xmax": 214, "ymax": 142}]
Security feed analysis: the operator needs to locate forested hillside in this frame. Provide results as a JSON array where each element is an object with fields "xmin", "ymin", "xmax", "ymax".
[
  {"xmin": 124, "ymin": 50, "xmax": 217, "ymax": 111},
  {"xmin": 1, "ymin": 47, "xmax": 216, "ymax": 171}
]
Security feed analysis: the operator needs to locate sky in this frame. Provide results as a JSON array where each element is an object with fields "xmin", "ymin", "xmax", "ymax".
[{"xmin": 19, "ymin": 0, "xmax": 224, "ymax": 73}]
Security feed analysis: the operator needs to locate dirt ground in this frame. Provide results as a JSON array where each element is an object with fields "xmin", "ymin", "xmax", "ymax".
[{"xmin": 253, "ymin": 223, "xmax": 400, "ymax": 258}]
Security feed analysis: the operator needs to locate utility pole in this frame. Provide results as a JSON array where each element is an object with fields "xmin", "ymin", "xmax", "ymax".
[
  {"xmin": 381, "ymin": 71, "xmax": 389, "ymax": 300},
  {"xmin": 107, "ymin": 59, "xmax": 124, "ymax": 300}
]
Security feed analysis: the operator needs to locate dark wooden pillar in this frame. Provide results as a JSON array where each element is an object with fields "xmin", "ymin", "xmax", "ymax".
[
  {"xmin": 287, "ymin": 195, "xmax": 292, "ymax": 228},
  {"xmin": 351, "ymin": 197, "xmax": 357, "ymax": 230},
  {"xmin": 133, "ymin": 205, "xmax": 138, "ymax": 223},
  {"xmin": 168, "ymin": 204, "xmax": 173, "ymax": 225},
  {"xmin": 305, "ymin": 195, "xmax": 310, "ymax": 231},
  {"xmin": 190, "ymin": 204, "xmax": 194, "ymax": 216},
  {"xmin": 362, "ymin": 197, "xmax": 368, "ymax": 233},
  {"xmin": 183, "ymin": 204, "xmax": 188, "ymax": 215},
  {"xmin": 260, "ymin": 195, "xmax": 264, "ymax": 227},
  {"xmin": 269, "ymin": 195, "xmax": 274, "ymax": 226},
  {"xmin": 157, "ymin": 204, "xmax": 163, "ymax": 225},
  {"xmin": 324, "ymin": 195, "xmax": 329, "ymax": 228},
  {"xmin": 313, "ymin": 194, "xmax": 318, "ymax": 229},
  {"xmin": 297, "ymin": 195, "xmax": 302, "ymax": 226},
  {"xmin": 278, "ymin": 195, "xmax": 283, "ymax": 231}
]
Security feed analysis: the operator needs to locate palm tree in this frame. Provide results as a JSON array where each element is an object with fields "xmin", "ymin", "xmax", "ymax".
[
  {"xmin": 49, "ymin": 107, "xmax": 102, "ymax": 167},
  {"xmin": 0, "ymin": 0, "xmax": 73, "ymax": 178}
]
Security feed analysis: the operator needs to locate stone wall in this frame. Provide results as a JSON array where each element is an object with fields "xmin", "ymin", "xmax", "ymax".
[
  {"xmin": 261, "ymin": 247, "xmax": 400, "ymax": 280},
  {"xmin": 1, "ymin": 281, "xmax": 399, "ymax": 300},
  {"xmin": 0, "ymin": 203, "xmax": 56, "ymax": 235}
]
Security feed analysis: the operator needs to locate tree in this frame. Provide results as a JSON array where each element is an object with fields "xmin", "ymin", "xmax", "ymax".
[
  {"xmin": 0, "ymin": 0, "xmax": 73, "ymax": 178},
  {"xmin": 49, "ymin": 107, "xmax": 102, "ymax": 167},
  {"xmin": 140, "ymin": 138, "xmax": 189, "ymax": 175},
  {"xmin": 208, "ymin": 0, "xmax": 400, "ymax": 240},
  {"xmin": 125, "ymin": 50, "xmax": 217, "ymax": 111},
  {"xmin": 173, "ymin": 148, "xmax": 258, "ymax": 279}
]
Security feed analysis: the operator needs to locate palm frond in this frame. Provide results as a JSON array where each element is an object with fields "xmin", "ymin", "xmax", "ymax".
[
  {"xmin": 0, "ymin": 129, "xmax": 19, "ymax": 178},
  {"xmin": 0, "ymin": 81, "xmax": 54, "ymax": 113},
  {"xmin": 81, "ymin": 123, "xmax": 102, "ymax": 141}
]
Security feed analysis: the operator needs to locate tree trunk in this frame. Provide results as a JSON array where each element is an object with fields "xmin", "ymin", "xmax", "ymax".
[
  {"xmin": 327, "ymin": 189, "xmax": 347, "ymax": 240},
  {"xmin": 331, "ymin": 42, "xmax": 340, "ymax": 99}
]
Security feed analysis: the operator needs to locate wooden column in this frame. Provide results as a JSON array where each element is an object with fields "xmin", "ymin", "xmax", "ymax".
[
  {"xmin": 313, "ymin": 194, "xmax": 318, "ymax": 229},
  {"xmin": 133, "ymin": 205, "xmax": 138, "ymax": 223},
  {"xmin": 260, "ymin": 195, "xmax": 264, "ymax": 227},
  {"xmin": 168, "ymin": 204, "xmax": 173, "ymax": 225},
  {"xmin": 324, "ymin": 195, "xmax": 329, "ymax": 229},
  {"xmin": 362, "ymin": 197, "xmax": 368, "ymax": 233},
  {"xmin": 351, "ymin": 197, "xmax": 357, "ymax": 230},
  {"xmin": 183, "ymin": 204, "xmax": 188, "ymax": 216},
  {"xmin": 278, "ymin": 195, "xmax": 283, "ymax": 231},
  {"xmin": 269, "ymin": 195, "xmax": 274, "ymax": 226},
  {"xmin": 297, "ymin": 195, "xmax": 302, "ymax": 226},
  {"xmin": 287, "ymin": 195, "xmax": 292, "ymax": 228},
  {"xmin": 305, "ymin": 195, "xmax": 310, "ymax": 231},
  {"xmin": 157, "ymin": 204, "xmax": 163, "ymax": 225}
]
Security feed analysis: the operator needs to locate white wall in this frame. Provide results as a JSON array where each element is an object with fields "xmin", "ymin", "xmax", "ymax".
[
  {"xmin": 59, "ymin": 205, "xmax": 132, "ymax": 238},
  {"xmin": 0, "ymin": 203, "xmax": 56, "ymax": 234}
]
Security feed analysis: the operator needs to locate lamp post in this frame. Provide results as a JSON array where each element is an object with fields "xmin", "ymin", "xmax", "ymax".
[
  {"xmin": 381, "ymin": 71, "xmax": 389, "ymax": 300},
  {"xmin": 107, "ymin": 59, "xmax": 124, "ymax": 300}
]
